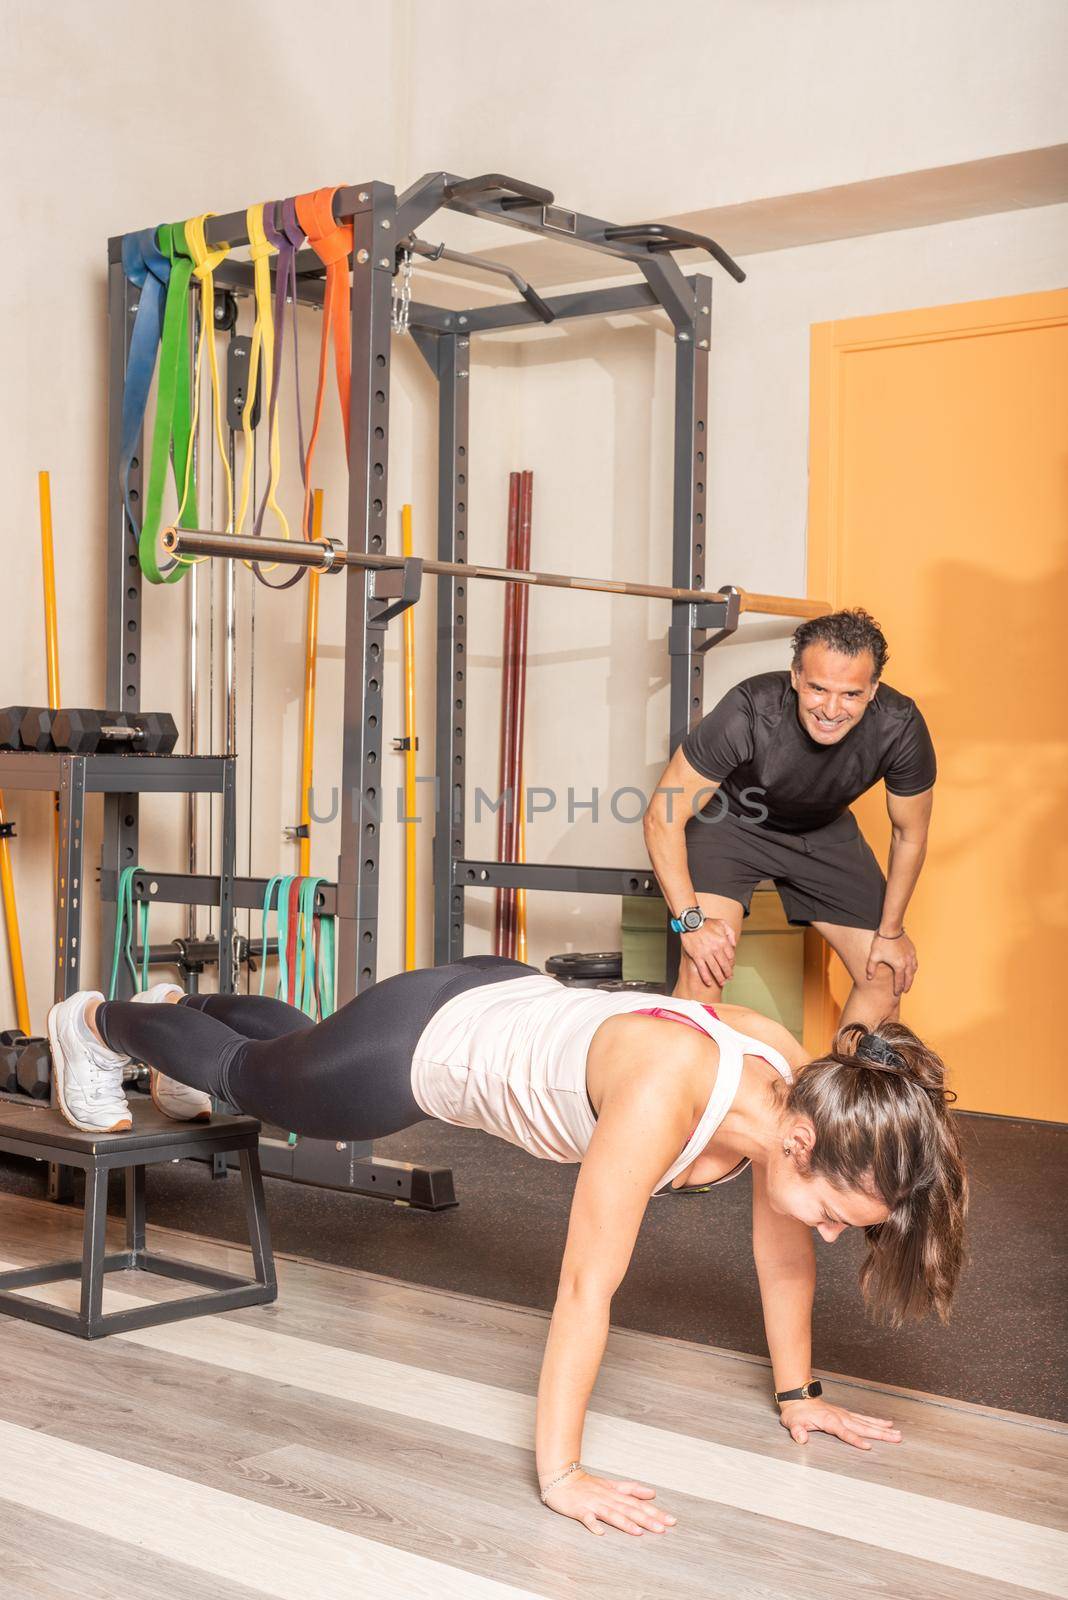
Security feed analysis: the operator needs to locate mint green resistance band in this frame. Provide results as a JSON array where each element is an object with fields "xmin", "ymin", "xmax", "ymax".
[
  {"xmin": 260, "ymin": 875, "xmax": 335, "ymax": 1020},
  {"xmin": 108, "ymin": 865, "xmax": 151, "ymax": 999}
]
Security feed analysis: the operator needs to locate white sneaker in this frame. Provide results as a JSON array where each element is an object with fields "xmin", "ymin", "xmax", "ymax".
[
  {"xmin": 47, "ymin": 991, "xmax": 133, "ymax": 1134},
  {"xmin": 132, "ymin": 985, "xmax": 212, "ymax": 1123}
]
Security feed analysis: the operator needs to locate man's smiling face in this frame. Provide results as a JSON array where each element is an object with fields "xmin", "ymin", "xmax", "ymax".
[{"xmin": 790, "ymin": 643, "xmax": 878, "ymax": 746}]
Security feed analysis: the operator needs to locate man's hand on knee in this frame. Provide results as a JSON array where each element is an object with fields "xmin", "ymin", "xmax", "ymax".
[
  {"xmin": 681, "ymin": 920, "xmax": 737, "ymax": 989},
  {"xmin": 865, "ymin": 930, "xmax": 918, "ymax": 997}
]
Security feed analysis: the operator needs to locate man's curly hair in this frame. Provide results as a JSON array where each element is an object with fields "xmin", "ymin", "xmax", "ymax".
[{"xmin": 791, "ymin": 608, "xmax": 889, "ymax": 681}]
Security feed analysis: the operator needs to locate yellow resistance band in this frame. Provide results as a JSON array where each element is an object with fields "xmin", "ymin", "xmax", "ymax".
[
  {"xmin": 235, "ymin": 204, "xmax": 290, "ymax": 549},
  {"xmin": 183, "ymin": 214, "xmax": 233, "ymax": 538}
]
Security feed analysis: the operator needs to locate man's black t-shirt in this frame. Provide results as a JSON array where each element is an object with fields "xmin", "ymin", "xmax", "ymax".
[{"xmin": 682, "ymin": 671, "xmax": 936, "ymax": 834}]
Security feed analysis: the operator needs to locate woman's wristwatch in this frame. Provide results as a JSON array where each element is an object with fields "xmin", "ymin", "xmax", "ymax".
[
  {"xmin": 670, "ymin": 905, "xmax": 706, "ymax": 934},
  {"xmin": 775, "ymin": 1379, "xmax": 823, "ymax": 1406}
]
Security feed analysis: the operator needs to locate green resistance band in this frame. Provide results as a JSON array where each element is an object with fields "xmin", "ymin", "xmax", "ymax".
[
  {"xmin": 139, "ymin": 222, "xmax": 198, "ymax": 585},
  {"xmin": 260, "ymin": 873, "xmax": 335, "ymax": 1019},
  {"xmin": 108, "ymin": 865, "xmax": 150, "ymax": 1000}
]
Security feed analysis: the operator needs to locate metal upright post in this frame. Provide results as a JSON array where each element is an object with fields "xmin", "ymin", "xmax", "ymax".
[
  {"xmin": 219, "ymin": 756, "xmax": 236, "ymax": 995},
  {"xmin": 49, "ymin": 753, "xmax": 85, "ymax": 1202},
  {"xmin": 668, "ymin": 273, "xmax": 713, "ymax": 751},
  {"xmin": 337, "ymin": 182, "xmax": 398, "ymax": 1002},
  {"xmin": 432, "ymin": 332, "xmax": 471, "ymax": 965},
  {"xmin": 102, "ymin": 246, "xmax": 142, "ymax": 1000}
]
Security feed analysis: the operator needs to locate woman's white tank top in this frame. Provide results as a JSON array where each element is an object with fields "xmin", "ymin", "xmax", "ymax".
[{"xmin": 410, "ymin": 973, "xmax": 793, "ymax": 1195}]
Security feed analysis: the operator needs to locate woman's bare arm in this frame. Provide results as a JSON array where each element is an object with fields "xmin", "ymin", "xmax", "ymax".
[{"xmin": 534, "ymin": 1034, "xmax": 712, "ymax": 1542}]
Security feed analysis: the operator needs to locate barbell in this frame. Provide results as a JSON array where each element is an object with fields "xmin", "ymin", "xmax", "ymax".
[{"xmin": 161, "ymin": 527, "xmax": 828, "ymax": 620}]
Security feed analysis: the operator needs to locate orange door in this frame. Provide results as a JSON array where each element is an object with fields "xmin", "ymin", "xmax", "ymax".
[{"xmin": 807, "ymin": 288, "xmax": 1068, "ymax": 1121}]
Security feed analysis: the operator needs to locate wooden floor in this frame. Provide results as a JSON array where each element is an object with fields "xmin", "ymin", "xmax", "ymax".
[{"xmin": 0, "ymin": 1190, "xmax": 1065, "ymax": 1600}]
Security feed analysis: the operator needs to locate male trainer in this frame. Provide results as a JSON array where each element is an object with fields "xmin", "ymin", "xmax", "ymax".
[{"xmin": 643, "ymin": 609, "xmax": 935, "ymax": 1027}]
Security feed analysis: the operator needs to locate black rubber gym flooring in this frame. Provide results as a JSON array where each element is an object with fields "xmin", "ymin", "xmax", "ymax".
[{"xmin": 1, "ymin": 1110, "xmax": 1064, "ymax": 1421}]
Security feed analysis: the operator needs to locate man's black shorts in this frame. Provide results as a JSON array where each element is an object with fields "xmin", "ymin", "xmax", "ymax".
[{"xmin": 685, "ymin": 807, "xmax": 885, "ymax": 929}]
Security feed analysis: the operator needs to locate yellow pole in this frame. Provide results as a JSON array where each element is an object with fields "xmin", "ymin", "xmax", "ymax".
[
  {"xmin": 39, "ymin": 470, "xmax": 61, "ymax": 867},
  {"xmin": 0, "ymin": 795, "xmax": 30, "ymax": 1033},
  {"xmin": 402, "ymin": 504, "xmax": 418, "ymax": 970},
  {"xmin": 298, "ymin": 490, "xmax": 323, "ymax": 878},
  {"xmin": 39, "ymin": 473, "xmax": 61, "ymax": 707}
]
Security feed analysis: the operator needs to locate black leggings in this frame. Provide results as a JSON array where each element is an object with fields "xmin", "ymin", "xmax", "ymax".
[{"xmin": 97, "ymin": 956, "xmax": 535, "ymax": 1141}]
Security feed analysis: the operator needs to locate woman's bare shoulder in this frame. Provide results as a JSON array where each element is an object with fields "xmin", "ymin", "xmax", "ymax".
[{"xmin": 711, "ymin": 1003, "xmax": 809, "ymax": 1069}]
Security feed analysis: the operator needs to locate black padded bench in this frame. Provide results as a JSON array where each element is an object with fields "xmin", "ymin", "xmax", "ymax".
[{"xmin": 0, "ymin": 1100, "xmax": 276, "ymax": 1338}]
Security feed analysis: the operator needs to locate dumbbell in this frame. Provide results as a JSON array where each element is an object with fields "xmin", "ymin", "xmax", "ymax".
[
  {"xmin": 0, "ymin": 1029, "xmax": 51, "ymax": 1098},
  {"xmin": 20, "ymin": 707, "xmax": 178, "ymax": 755},
  {"xmin": 0, "ymin": 707, "xmax": 28, "ymax": 749},
  {"xmin": 0, "ymin": 1028, "xmax": 24, "ymax": 1092},
  {"xmin": 16, "ymin": 1037, "xmax": 51, "ymax": 1099}
]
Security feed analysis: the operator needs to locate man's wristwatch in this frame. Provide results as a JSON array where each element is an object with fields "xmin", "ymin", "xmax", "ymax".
[
  {"xmin": 775, "ymin": 1379, "xmax": 823, "ymax": 1406},
  {"xmin": 670, "ymin": 905, "xmax": 705, "ymax": 934}
]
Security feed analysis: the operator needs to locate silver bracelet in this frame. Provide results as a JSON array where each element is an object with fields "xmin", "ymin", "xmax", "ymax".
[{"xmin": 539, "ymin": 1460, "xmax": 582, "ymax": 1502}]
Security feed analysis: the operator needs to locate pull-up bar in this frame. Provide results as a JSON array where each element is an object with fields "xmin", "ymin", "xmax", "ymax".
[{"xmin": 161, "ymin": 527, "xmax": 827, "ymax": 620}]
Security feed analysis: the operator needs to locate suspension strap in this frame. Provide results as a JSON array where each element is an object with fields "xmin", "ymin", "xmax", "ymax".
[
  {"xmin": 140, "ymin": 222, "xmax": 198, "ymax": 584},
  {"xmin": 184, "ymin": 214, "xmax": 234, "ymax": 538},
  {"xmin": 295, "ymin": 187, "xmax": 352, "ymax": 539},
  {"xmin": 107, "ymin": 866, "xmax": 150, "ymax": 999},
  {"xmin": 120, "ymin": 229, "xmax": 170, "ymax": 535}
]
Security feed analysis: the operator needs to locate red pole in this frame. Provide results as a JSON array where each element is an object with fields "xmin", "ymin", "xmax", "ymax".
[
  {"xmin": 506, "ymin": 472, "xmax": 533, "ymax": 956},
  {"xmin": 494, "ymin": 473, "xmax": 521, "ymax": 955}
]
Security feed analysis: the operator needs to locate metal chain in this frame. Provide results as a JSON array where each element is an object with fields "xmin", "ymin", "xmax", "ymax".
[{"xmin": 391, "ymin": 248, "xmax": 413, "ymax": 334}]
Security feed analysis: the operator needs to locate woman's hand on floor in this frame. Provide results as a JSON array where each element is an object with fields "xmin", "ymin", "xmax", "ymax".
[
  {"xmin": 779, "ymin": 1397, "xmax": 902, "ymax": 1450},
  {"xmin": 541, "ymin": 1470, "xmax": 677, "ymax": 1536}
]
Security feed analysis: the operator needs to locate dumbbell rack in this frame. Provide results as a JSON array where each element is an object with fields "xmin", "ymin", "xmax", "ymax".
[{"xmin": 0, "ymin": 750, "xmax": 236, "ymax": 1200}]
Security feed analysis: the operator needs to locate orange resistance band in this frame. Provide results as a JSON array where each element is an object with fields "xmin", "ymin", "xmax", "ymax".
[{"xmin": 294, "ymin": 188, "xmax": 352, "ymax": 537}]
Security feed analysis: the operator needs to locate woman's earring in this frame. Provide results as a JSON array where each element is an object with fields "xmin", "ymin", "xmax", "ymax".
[{"xmin": 783, "ymin": 1141, "xmax": 794, "ymax": 1157}]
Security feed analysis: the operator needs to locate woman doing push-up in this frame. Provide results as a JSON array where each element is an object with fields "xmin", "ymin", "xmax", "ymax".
[{"xmin": 48, "ymin": 955, "xmax": 967, "ymax": 1538}]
